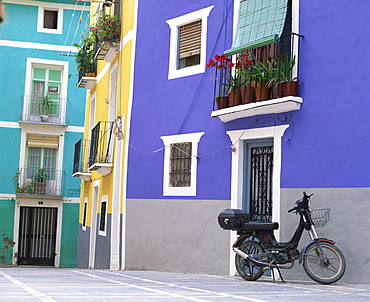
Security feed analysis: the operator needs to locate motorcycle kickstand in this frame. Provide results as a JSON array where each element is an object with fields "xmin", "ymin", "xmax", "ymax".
[{"xmin": 271, "ymin": 266, "xmax": 285, "ymax": 283}]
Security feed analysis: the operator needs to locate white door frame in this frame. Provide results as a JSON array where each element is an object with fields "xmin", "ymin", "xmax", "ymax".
[{"xmin": 226, "ymin": 124, "xmax": 289, "ymax": 275}]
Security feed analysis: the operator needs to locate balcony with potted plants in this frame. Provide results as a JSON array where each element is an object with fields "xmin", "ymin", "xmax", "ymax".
[
  {"xmin": 14, "ymin": 167, "xmax": 64, "ymax": 197},
  {"xmin": 76, "ymin": 37, "xmax": 97, "ymax": 89},
  {"xmin": 210, "ymin": 34, "xmax": 303, "ymax": 123},
  {"xmin": 90, "ymin": 12, "xmax": 121, "ymax": 63},
  {"xmin": 19, "ymin": 94, "xmax": 67, "ymax": 125},
  {"xmin": 72, "ymin": 138, "xmax": 91, "ymax": 181}
]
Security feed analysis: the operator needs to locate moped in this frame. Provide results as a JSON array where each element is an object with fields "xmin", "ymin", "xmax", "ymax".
[{"xmin": 218, "ymin": 192, "xmax": 346, "ymax": 284}]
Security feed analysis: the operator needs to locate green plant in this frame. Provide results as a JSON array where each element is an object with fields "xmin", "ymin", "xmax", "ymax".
[
  {"xmin": 90, "ymin": 12, "xmax": 121, "ymax": 49},
  {"xmin": 33, "ymin": 167, "xmax": 48, "ymax": 183},
  {"xmin": 75, "ymin": 37, "xmax": 96, "ymax": 74},
  {"xmin": 13, "ymin": 171, "xmax": 34, "ymax": 194},
  {"xmin": 37, "ymin": 95, "xmax": 53, "ymax": 115},
  {"xmin": 275, "ymin": 54, "xmax": 296, "ymax": 82}
]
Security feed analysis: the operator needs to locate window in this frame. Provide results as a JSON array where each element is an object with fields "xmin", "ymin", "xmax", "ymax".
[
  {"xmin": 170, "ymin": 142, "xmax": 192, "ymax": 187},
  {"xmin": 27, "ymin": 136, "xmax": 58, "ymax": 181},
  {"xmin": 37, "ymin": 7, "xmax": 63, "ymax": 34},
  {"xmin": 31, "ymin": 67, "xmax": 61, "ymax": 118},
  {"xmin": 166, "ymin": 6, "xmax": 213, "ymax": 79},
  {"xmin": 44, "ymin": 10, "xmax": 58, "ymax": 29},
  {"xmin": 161, "ymin": 132, "xmax": 204, "ymax": 196},
  {"xmin": 99, "ymin": 196, "xmax": 108, "ymax": 236},
  {"xmin": 178, "ymin": 20, "xmax": 201, "ymax": 69},
  {"xmin": 82, "ymin": 198, "xmax": 88, "ymax": 230}
]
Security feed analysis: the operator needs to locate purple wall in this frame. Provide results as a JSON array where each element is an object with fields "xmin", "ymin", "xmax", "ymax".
[
  {"xmin": 128, "ymin": 0, "xmax": 370, "ymax": 201},
  {"xmin": 128, "ymin": 0, "xmax": 234, "ymax": 200}
]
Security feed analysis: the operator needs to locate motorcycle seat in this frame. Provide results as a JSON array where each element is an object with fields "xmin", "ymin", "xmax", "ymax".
[{"xmin": 239, "ymin": 222, "xmax": 279, "ymax": 231}]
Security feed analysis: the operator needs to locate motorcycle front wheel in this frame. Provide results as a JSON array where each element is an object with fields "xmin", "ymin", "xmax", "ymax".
[
  {"xmin": 235, "ymin": 240, "xmax": 265, "ymax": 281},
  {"xmin": 302, "ymin": 241, "xmax": 346, "ymax": 284}
]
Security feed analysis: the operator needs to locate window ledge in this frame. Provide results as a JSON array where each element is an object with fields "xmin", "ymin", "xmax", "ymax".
[
  {"xmin": 211, "ymin": 96, "xmax": 303, "ymax": 123},
  {"xmin": 72, "ymin": 172, "xmax": 91, "ymax": 182},
  {"xmin": 77, "ymin": 76, "xmax": 97, "ymax": 89},
  {"xmin": 88, "ymin": 163, "xmax": 113, "ymax": 176}
]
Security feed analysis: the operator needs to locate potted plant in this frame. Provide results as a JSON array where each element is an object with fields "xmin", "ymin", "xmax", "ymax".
[
  {"xmin": 37, "ymin": 95, "xmax": 53, "ymax": 121},
  {"xmin": 33, "ymin": 167, "xmax": 48, "ymax": 194},
  {"xmin": 207, "ymin": 54, "xmax": 243, "ymax": 107},
  {"xmin": 13, "ymin": 171, "xmax": 34, "ymax": 194},
  {"xmin": 75, "ymin": 37, "xmax": 96, "ymax": 77},
  {"xmin": 90, "ymin": 12, "xmax": 121, "ymax": 50},
  {"xmin": 274, "ymin": 54, "xmax": 297, "ymax": 97}
]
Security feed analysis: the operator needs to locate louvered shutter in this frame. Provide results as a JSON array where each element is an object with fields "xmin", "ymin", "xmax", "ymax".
[
  {"xmin": 178, "ymin": 20, "xmax": 202, "ymax": 59},
  {"xmin": 28, "ymin": 136, "xmax": 59, "ymax": 149}
]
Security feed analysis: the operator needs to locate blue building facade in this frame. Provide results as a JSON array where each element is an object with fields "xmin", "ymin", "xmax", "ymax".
[
  {"xmin": 125, "ymin": 0, "xmax": 370, "ymax": 283},
  {"xmin": 0, "ymin": 0, "xmax": 89, "ymax": 267}
]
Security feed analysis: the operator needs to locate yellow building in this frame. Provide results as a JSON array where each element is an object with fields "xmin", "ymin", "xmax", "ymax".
[{"xmin": 73, "ymin": 0, "xmax": 136, "ymax": 269}]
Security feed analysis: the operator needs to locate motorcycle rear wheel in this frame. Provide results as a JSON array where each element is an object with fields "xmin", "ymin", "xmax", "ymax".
[
  {"xmin": 302, "ymin": 241, "xmax": 346, "ymax": 284},
  {"xmin": 235, "ymin": 240, "xmax": 265, "ymax": 281}
]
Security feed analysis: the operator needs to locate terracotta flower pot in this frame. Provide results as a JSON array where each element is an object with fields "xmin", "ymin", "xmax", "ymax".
[
  {"xmin": 215, "ymin": 96, "xmax": 229, "ymax": 110},
  {"xmin": 282, "ymin": 81, "xmax": 298, "ymax": 96},
  {"xmin": 229, "ymin": 88, "xmax": 241, "ymax": 107},
  {"xmin": 255, "ymin": 83, "xmax": 271, "ymax": 102},
  {"xmin": 240, "ymin": 86, "xmax": 255, "ymax": 104}
]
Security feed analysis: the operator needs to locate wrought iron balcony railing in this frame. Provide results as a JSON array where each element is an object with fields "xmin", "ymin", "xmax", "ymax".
[
  {"xmin": 212, "ymin": 33, "xmax": 302, "ymax": 111},
  {"xmin": 15, "ymin": 167, "xmax": 64, "ymax": 197},
  {"xmin": 19, "ymin": 95, "xmax": 67, "ymax": 125},
  {"xmin": 73, "ymin": 139, "xmax": 90, "ymax": 174},
  {"xmin": 88, "ymin": 121, "xmax": 114, "ymax": 170}
]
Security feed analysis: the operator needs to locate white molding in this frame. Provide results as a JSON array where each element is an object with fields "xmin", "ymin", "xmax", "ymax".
[
  {"xmin": 166, "ymin": 6, "xmax": 214, "ymax": 80},
  {"xmin": 37, "ymin": 6, "xmax": 63, "ymax": 35},
  {"xmin": 226, "ymin": 124, "xmax": 289, "ymax": 275},
  {"xmin": 3, "ymin": 0, "xmax": 90, "ymax": 11},
  {"xmin": 0, "ymin": 40, "xmax": 77, "ymax": 52},
  {"xmin": 160, "ymin": 132, "xmax": 204, "ymax": 196}
]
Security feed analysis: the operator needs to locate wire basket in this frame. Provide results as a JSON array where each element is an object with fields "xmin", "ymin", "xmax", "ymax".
[{"xmin": 311, "ymin": 208, "xmax": 330, "ymax": 228}]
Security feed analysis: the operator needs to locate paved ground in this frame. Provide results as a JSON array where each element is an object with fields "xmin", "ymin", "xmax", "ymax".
[{"xmin": 0, "ymin": 267, "xmax": 369, "ymax": 302}]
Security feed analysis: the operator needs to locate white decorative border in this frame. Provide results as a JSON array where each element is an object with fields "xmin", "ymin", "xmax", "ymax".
[
  {"xmin": 166, "ymin": 6, "xmax": 214, "ymax": 80},
  {"xmin": 37, "ymin": 6, "xmax": 63, "ymax": 35},
  {"xmin": 161, "ymin": 132, "xmax": 204, "ymax": 196}
]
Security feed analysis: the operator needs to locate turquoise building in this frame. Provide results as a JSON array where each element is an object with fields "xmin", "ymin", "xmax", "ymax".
[{"xmin": 0, "ymin": 0, "xmax": 89, "ymax": 267}]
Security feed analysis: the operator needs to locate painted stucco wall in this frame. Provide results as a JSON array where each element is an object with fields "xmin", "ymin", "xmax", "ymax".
[
  {"xmin": 0, "ymin": 200, "xmax": 15, "ymax": 264},
  {"xmin": 59, "ymin": 203, "xmax": 79, "ymax": 268}
]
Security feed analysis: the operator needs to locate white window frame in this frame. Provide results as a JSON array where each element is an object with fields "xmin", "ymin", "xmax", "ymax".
[
  {"xmin": 161, "ymin": 132, "xmax": 204, "ymax": 196},
  {"xmin": 37, "ymin": 5, "xmax": 63, "ymax": 34},
  {"xmin": 166, "ymin": 6, "xmax": 214, "ymax": 80},
  {"xmin": 98, "ymin": 195, "xmax": 108, "ymax": 236}
]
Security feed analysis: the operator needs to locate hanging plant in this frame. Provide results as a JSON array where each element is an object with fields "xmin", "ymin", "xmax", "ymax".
[{"xmin": 90, "ymin": 12, "xmax": 121, "ymax": 50}]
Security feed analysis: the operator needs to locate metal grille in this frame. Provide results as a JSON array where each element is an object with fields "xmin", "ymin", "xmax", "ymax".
[
  {"xmin": 99, "ymin": 201, "xmax": 107, "ymax": 232},
  {"xmin": 249, "ymin": 146, "xmax": 273, "ymax": 222},
  {"xmin": 88, "ymin": 121, "xmax": 114, "ymax": 167},
  {"xmin": 18, "ymin": 207, "xmax": 57, "ymax": 266},
  {"xmin": 169, "ymin": 142, "xmax": 192, "ymax": 187}
]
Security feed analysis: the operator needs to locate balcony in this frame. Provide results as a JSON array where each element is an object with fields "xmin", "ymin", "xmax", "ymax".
[
  {"xmin": 15, "ymin": 167, "xmax": 64, "ymax": 197},
  {"xmin": 77, "ymin": 62, "xmax": 97, "ymax": 89},
  {"xmin": 72, "ymin": 139, "xmax": 91, "ymax": 181},
  {"xmin": 19, "ymin": 95, "xmax": 67, "ymax": 125},
  {"xmin": 88, "ymin": 121, "xmax": 114, "ymax": 175},
  {"xmin": 210, "ymin": 33, "xmax": 303, "ymax": 123}
]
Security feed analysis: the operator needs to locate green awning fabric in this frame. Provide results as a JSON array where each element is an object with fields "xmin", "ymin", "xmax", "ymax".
[{"xmin": 225, "ymin": 0, "xmax": 288, "ymax": 56}]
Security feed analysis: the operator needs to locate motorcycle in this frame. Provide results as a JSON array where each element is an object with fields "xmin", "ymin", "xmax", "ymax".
[{"xmin": 218, "ymin": 192, "xmax": 346, "ymax": 284}]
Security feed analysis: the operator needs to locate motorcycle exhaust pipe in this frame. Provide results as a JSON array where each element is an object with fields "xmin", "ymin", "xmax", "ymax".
[{"xmin": 233, "ymin": 247, "xmax": 293, "ymax": 270}]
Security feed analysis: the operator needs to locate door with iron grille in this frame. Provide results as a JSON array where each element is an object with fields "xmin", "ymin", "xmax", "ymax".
[
  {"xmin": 18, "ymin": 207, "xmax": 57, "ymax": 266},
  {"xmin": 243, "ymin": 140, "xmax": 274, "ymax": 222}
]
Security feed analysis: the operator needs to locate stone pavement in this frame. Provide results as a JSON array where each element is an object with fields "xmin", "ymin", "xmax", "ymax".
[{"xmin": 0, "ymin": 267, "xmax": 369, "ymax": 301}]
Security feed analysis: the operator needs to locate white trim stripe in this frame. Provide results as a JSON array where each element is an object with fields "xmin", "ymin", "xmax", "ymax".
[{"xmin": 0, "ymin": 40, "xmax": 77, "ymax": 52}]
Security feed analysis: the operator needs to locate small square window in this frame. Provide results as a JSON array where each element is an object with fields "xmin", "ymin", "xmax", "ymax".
[
  {"xmin": 178, "ymin": 20, "xmax": 201, "ymax": 69},
  {"xmin": 44, "ymin": 10, "xmax": 58, "ymax": 29}
]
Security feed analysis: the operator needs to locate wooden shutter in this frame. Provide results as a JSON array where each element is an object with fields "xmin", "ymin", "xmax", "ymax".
[
  {"xmin": 28, "ymin": 136, "xmax": 59, "ymax": 149},
  {"xmin": 178, "ymin": 20, "xmax": 202, "ymax": 59}
]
